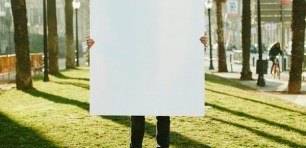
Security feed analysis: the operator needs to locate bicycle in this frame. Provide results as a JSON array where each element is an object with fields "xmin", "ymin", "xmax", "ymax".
[{"xmin": 272, "ymin": 56, "xmax": 280, "ymax": 79}]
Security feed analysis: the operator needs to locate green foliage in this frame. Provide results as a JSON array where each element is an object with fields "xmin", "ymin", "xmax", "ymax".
[
  {"xmin": 0, "ymin": 68, "xmax": 305, "ymax": 147},
  {"xmin": 29, "ymin": 33, "xmax": 66, "ymax": 58},
  {"xmin": 29, "ymin": 33, "xmax": 43, "ymax": 53},
  {"xmin": 57, "ymin": 36, "xmax": 66, "ymax": 58}
]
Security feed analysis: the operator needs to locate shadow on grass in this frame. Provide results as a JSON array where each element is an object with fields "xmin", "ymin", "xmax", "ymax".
[
  {"xmin": 24, "ymin": 88, "xmax": 89, "ymax": 111},
  {"xmin": 206, "ymin": 103, "xmax": 306, "ymax": 136},
  {"xmin": 205, "ymin": 73, "xmax": 254, "ymax": 90},
  {"xmin": 209, "ymin": 116, "xmax": 305, "ymax": 147},
  {"xmin": 24, "ymin": 88, "xmax": 209, "ymax": 147},
  {"xmin": 52, "ymin": 81, "xmax": 89, "ymax": 90},
  {"xmin": 51, "ymin": 72, "xmax": 89, "ymax": 81},
  {"xmin": 0, "ymin": 113, "xmax": 57, "ymax": 147},
  {"xmin": 206, "ymin": 88, "xmax": 306, "ymax": 116},
  {"xmin": 103, "ymin": 116, "xmax": 211, "ymax": 148}
]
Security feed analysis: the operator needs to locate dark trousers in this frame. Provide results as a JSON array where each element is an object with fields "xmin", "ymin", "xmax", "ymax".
[{"xmin": 130, "ymin": 116, "xmax": 170, "ymax": 148}]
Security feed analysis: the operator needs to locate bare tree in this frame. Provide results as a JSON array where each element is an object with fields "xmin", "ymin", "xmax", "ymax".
[
  {"xmin": 240, "ymin": 0, "xmax": 252, "ymax": 80},
  {"xmin": 65, "ymin": 0, "xmax": 75, "ymax": 69},
  {"xmin": 215, "ymin": 0, "xmax": 228, "ymax": 72},
  {"xmin": 288, "ymin": 0, "xmax": 306, "ymax": 94},
  {"xmin": 11, "ymin": 0, "xmax": 32, "ymax": 90},
  {"xmin": 48, "ymin": 0, "xmax": 59, "ymax": 74}
]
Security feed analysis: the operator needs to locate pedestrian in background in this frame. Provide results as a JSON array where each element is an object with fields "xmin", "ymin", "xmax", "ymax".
[{"xmin": 269, "ymin": 42, "xmax": 283, "ymax": 74}]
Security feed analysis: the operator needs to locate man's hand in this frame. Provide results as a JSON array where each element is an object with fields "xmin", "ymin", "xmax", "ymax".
[
  {"xmin": 200, "ymin": 34, "xmax": 208, "ymax": 47},
  {"xmin": 86, "ymin": 35, "xmax": 95, "ymax": 49}
]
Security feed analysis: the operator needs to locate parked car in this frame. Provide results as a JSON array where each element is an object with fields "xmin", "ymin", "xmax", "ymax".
[
  {"xmin": 250, "ymin": 44, "xmax": 257, "ymax": 53},
  {"xmin": 225, "ymin": 42, "xmax": 237, "ymax": 51},
  {"xmin": 213, "ymin": 42, "xmax": 237, "ymax": 51},
  {"xmin": 247, "ymin": 44, "xmax": 268, "ymax": 54},
  {"xmin": 253, "ymin": 43, "xmax": 268, "ymax": 52}
]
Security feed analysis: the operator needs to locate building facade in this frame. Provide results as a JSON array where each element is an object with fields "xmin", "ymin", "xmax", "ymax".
[
  {"xmin": 0, "ymin": 0, "xmax": 90, "ymax": 55},
  {"xmin": 0, "ymin": 0, "xmax": 12, "ymax": 54}
]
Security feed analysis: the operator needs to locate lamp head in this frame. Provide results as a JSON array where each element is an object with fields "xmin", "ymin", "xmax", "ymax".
[
  {"xmin": 72, "ymin": 0, "xmax": 81, "ymax": 9},
  {"xmin": 4, "ymin": 2, "xmax": 11, "ymax": 8},
  {"xmin": 206, "ymin": 0, "xmax": 213, "ymax": 10}
]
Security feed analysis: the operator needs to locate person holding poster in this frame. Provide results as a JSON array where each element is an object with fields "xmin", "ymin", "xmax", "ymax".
[{"xmin": 89, "ymin": 1, "xmax": 206, "ymax": 147}]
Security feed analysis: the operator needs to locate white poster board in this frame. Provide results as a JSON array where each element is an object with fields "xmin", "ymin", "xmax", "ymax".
[{"xmin": 90, "ymin": 0, "xmax": 205, "ymax": 116}]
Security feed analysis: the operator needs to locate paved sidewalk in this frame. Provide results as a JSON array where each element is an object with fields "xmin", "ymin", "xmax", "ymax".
[
  {"xmin": 205, "ymin": 57, "xmax": 306, "ymax": 107},
  {"xmin": 0, "ymin": 83, "xmax": 15, "ymax": 90}
]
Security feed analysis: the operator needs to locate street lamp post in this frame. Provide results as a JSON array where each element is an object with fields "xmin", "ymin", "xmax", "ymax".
[
  {"xmin": 43, "ymin": 0, "xmax": 49, "ymax": 82},
  {"xmin": 206, "ymin": 0, "xmax": 214, "ymax": 70},
  {"xmin": 73, "ymin": 0, "xmax": 81, "ymax": 67},
  {"xmin": 256, "ymin": 0, "xmax": 265, "ymax": 86}
]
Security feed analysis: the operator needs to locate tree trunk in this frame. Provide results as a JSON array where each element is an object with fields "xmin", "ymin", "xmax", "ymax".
[
  {"xmin": 65, "ymin": 0, "xmax": 75, "ymax": 69},
  {"xmin": 11, "ymin": 0, "xmax": 33, "ymax": 90},
  {"xmin": 288, "ymin": 0, "xmax": 306, "ymax": 94},
  {"xmin": 215, "ymin": 0, "xmax": 228, "ymax": 72},
  {"xmin": 240, "ymin": 0, "xmax": 252, "ymax": 80},
  {"xmin": 48, "ymin": 0, "xmax": 59, "ymax": 74}
]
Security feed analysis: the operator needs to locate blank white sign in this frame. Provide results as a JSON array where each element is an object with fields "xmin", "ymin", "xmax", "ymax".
[{"xmin": 90, "ymin": 0, "xmax": 205, "ymax": 116}]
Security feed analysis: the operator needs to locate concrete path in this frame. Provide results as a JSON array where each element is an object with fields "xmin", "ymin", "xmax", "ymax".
[
  {"xmin": 0, "ymin": 58, "xmax": 86, "ymax": 90},
  {"xmin": 205, "ymin": 55, "xmax": 306, "ymax": 107}
]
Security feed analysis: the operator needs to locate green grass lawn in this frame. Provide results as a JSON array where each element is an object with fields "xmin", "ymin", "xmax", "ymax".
[{"xmin": 0, "ymin": 67, "xmax": 305, "ymax": 147}]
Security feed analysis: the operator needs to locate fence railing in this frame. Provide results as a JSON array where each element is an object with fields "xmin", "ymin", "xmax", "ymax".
[{"xmin": 0, "ymin": 53, "xmax": 43, "ymax": 84}]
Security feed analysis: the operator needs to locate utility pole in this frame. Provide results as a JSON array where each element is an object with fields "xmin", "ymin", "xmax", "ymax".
[
  {"xmin": 43, "ymin": 0, "xmax": 49, "ymax": 82},
  {"xmin": 257, "ymin": 0, "xmax": 265, "ymax": 86}
]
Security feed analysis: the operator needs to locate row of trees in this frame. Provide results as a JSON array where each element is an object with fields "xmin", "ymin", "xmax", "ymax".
[
  {"xmin": 10, "ymin": 0, "xmax": 305, "ymax": 94},
  {"xmin": 214, "ymin": 0, "xmax": 305, "ymax": 94},
  {"xmin": 11, "ymin": 0, "xmax": 76, "ymax": 90}
]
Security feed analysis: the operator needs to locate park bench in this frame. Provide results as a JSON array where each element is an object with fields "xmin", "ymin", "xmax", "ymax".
[
  {"xmin": 30, "ymin": 54, "xmax": 44, "ymax": 76},
  {"xmin": 31, "ymin": 60, "xmax": 43, "ymax": 75}
]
